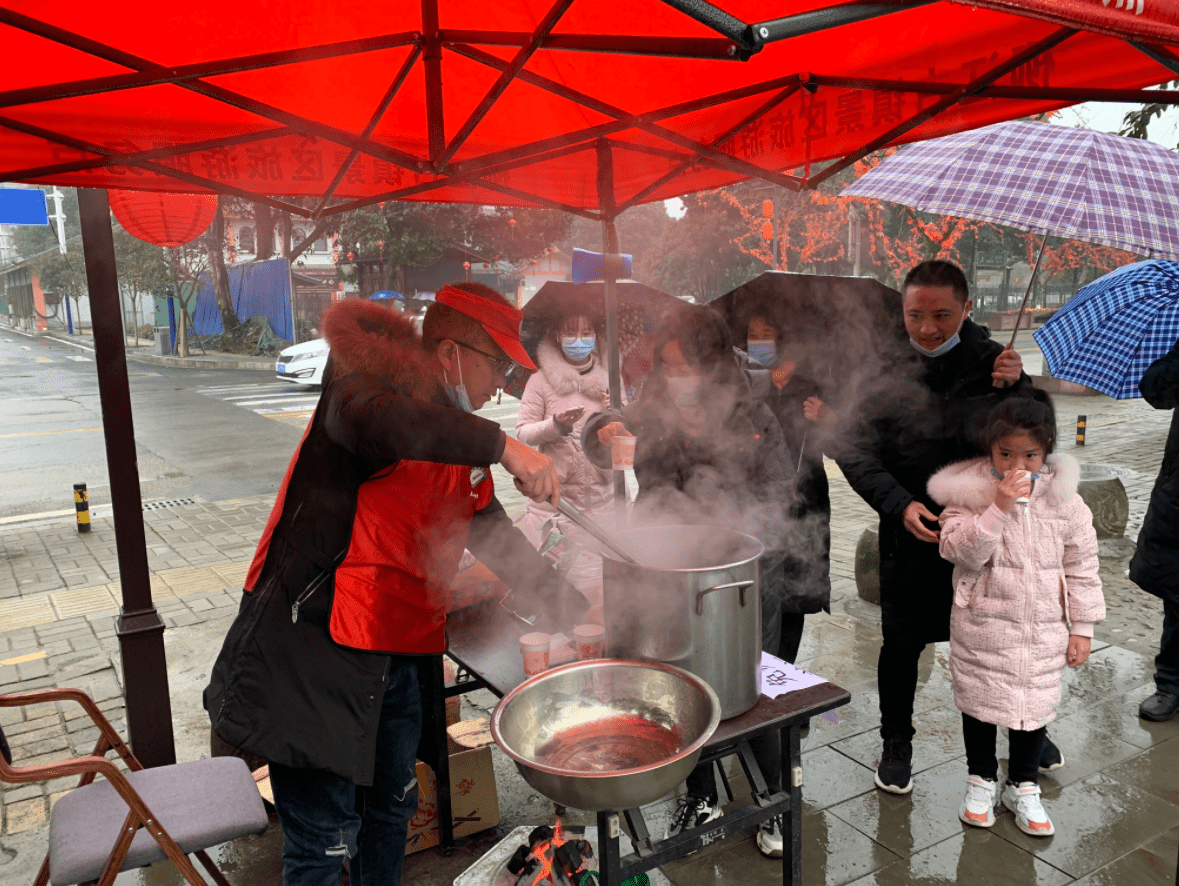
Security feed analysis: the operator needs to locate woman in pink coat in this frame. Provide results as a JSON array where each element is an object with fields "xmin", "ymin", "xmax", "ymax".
[
  {"xmin": 515, "ymin": 314, "xmax": 616, "ymax": 617},
  {"xmin": 928, "ymin": 391, "xmax": 1104, "ymax": 838}
]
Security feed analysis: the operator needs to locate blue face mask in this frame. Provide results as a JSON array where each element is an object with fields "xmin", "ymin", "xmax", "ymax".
[
  {"xmin": 561, "ymin": 335, "xmax": 596, "ymax": 362},
  {"xmin": 910, "ymin": 331, "xmax": 961, "ymax": 358},
  {"xmin": 746, "ymin": 339, "xmax": 777, "ymax": 367},
  {"xmin": 444, "ymin": 351, "xmax": 474, "ymax": 413}
]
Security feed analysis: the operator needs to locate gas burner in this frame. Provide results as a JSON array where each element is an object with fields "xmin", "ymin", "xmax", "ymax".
[{"xmin": 455, "ymin": 826, "xmax": 672, "ymax": 886}]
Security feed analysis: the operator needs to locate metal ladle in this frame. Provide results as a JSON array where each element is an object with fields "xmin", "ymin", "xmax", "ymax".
[{"xmin": 556, "ymin": 498, "xmax": 642, "ymax": 565}]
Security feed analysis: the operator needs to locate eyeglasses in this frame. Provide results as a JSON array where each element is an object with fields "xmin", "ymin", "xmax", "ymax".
[{"xmin": 454, "ymin": 341, "xmax": 515, "ymax": 377}]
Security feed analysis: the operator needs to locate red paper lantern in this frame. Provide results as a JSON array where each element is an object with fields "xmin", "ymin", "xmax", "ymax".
[{"xmin": 108, "ymin": 190, "xmax": 218, "ymax": 247}]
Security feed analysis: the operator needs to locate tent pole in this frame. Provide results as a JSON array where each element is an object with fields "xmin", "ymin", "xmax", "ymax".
[
  {"xmin": 77, "ymin": 189, "xmax": 176, "ymax": 768},
  {"xmin": 597, "ymin": 140, "xmax": 626, "ymax": 522}
]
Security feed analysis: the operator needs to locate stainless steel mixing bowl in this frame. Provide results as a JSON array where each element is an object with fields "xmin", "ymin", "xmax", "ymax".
[{"xmin": 490, "ymin": 659, "xmax": 721, "ymax": 811}]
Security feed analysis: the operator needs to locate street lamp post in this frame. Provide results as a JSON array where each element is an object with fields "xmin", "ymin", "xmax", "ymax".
[{"xmin": 463, "ymin": 260, "xmax": 471, "ymax": 282}]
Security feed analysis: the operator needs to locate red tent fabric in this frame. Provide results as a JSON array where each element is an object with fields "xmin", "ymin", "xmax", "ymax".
[{"xmin": 2, "ymin": 0, "xmax": 1178, "ymax": 217}]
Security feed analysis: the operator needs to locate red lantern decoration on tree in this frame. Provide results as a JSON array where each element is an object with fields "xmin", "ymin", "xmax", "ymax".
[{"xmin": 108, "ymin": 190, "xmax": 218, "ymax": 247}]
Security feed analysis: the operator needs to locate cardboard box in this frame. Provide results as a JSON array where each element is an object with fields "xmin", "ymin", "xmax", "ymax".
[{"xmin": 406, "ymin": 745, "xmax": 500, "ymax": 855}]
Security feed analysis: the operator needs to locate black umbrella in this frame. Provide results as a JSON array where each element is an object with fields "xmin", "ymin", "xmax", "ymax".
[
  {"xmin": 507, "ymin": 280, "xmax": 684, "ymax": 399},
  {"xmin": 711, "ymin": 271, "xmax": 906, "ymax": 409}
]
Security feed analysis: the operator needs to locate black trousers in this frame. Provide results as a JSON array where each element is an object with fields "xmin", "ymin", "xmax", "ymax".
[
  {"xmin": 961, "ymin": 713, "xmax": 1045, "ymax": 785},
  {"xmin": 685, "ymin": 613, "xmax": 806, "ymax": 800},
  {"xmin": 878, "ymin": 635, "xmax": 926, "ymax": 741}
]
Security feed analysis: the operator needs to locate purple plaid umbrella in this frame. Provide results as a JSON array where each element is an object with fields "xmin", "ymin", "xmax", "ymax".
[
  {"xmin": 841, "ymin": 120, "xmax": 1179, "ymax": 345},
  {"xmin": 842, "ymin": 120, "xmax": 1179, "ymax": 260}
]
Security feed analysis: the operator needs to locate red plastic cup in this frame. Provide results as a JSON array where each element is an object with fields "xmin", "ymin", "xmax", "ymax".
[
  {"xmin": 520, "ymin": 632, "xmax": 551, "ymax": 676},
  {"xmin": 573, "ymin": 624, "xmax": 605, "ymax": 661},
  {"xmin": 611, "ymin": 434, "xmax": 636, "ymax": 471}
]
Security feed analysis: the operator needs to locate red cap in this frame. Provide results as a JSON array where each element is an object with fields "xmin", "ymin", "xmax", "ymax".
[{"xmin": 435, "ymin": 285, "xmax": 536, "ymax": 372}]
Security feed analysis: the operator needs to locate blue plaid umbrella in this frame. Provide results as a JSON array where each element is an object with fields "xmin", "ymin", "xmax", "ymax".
[{"xmin": 1033, "ymin": 260, "xmax": 1179, "ymax": 399}]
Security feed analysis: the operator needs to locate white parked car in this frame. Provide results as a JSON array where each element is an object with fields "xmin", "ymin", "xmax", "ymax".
[{"xmin": 276, "ymin": 338, "xmax": 329, "ymax": 386}]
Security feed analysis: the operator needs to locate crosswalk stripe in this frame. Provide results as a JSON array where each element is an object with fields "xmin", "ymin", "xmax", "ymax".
[
  {"xmin": 35, "ymin": 356, "xmax": 54, "ymax": 363},
  {"xmin": 196, "ymin": 381, "xmax": 320, "ymax": 424}
]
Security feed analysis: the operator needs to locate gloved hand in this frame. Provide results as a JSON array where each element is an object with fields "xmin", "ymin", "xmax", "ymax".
[{"xmin": 518, "ymin": 579, "xmax": 590, "ymax": 636}]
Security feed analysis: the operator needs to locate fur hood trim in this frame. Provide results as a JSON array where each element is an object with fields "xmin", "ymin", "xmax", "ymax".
[
  {"xmin": 927, "ymin": 453, "xmax": 1080, "ymax": 510},
  {"xmin": 536, "ymin": 337, "xmax": 608, "ymax": 399},
  {"xmin": 322, "ymin": 299, "xmax": 436, "ymax": 400}
]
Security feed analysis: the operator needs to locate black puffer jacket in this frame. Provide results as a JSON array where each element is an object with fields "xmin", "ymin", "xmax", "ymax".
[
  {"xmin": 760, "ymin": 372, "xmax": 833, "ymax": 616},
  {"xmin": 1130, "ymin": 339, "xmax": 1179, "ymax": 604},
  {"xmin": 836, "ymin": 319, "xmax": 1031, "ymax": 642}
]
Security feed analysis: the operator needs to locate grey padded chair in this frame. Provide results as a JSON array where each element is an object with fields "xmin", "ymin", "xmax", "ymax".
[{"xmin": 0, "ymin": 687, "xmax": 268, "ymax": 886}]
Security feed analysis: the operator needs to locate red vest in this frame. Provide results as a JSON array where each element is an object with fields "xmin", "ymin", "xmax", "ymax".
[
  {"xmin": 329, "ymin": 460, "xmax": 494, "ymax": 654},
  {"xmin": 245, "ymin": 427, "xmax": 495, "ymax": 655}
]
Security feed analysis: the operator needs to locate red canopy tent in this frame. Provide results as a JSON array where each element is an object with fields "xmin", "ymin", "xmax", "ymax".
[{"xmin": 3, "ymin": 0, "xmax": 1179, "ymax": 764}]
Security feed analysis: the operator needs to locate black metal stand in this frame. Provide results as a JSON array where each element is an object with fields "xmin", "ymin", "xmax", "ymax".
[{"xmin": 593, "ymin": 716, "xmax": 806, "ymax": 885}]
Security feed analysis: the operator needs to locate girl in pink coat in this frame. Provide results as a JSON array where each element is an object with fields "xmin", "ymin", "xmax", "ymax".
[{"xmin": 928, "ymin": 391, "xmax": 1104, "ymax": 838}]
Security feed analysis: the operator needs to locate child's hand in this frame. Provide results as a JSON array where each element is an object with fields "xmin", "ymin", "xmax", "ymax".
[
  {"xmin": 995, "ymin": 469, "xmax": 1032, "ymax": 513},
  {"xmin": 1067, "ymin": 635, "xmax": 1090, "ymax": 668}
]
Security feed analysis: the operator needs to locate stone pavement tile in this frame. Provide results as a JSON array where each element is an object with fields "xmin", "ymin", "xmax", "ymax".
[
  {"xmin": 1052, "ymin": 683, "xmax": 1179, "ymax": 754},
  {"xmin": 0, "ymin": 597, "xmax": 56, "ymax": 632},
  {"xmin": 828, "ymin": 756, "xmax": 971, "ymax": 861},
  {"xmin": 3, "ymin": 785, "xmax": 42, "ymax": 804},
  {"xmin": 155, "ymin": 566, "xmax": 230, "ymax": 597},
  {"xmin": 833, "ymin": 704, "xmax": 966, "ymax": 777},
  {"xmin": 49, "ymin": 585, "xmax": 116, "ymax": 620},
  {"xmin": 1056, "ymin": 645, "xmax": 1157, "ymax": 719},
  {"xmin": 1069, "ymin": 824, "xmax": 1179, "ymax": 886},
  {"xmin": 991, "ymin": 773, "xmax": 1179, "ymax": 878},
  {"xmin": 107, "ymin": 575, "xmax": 174, "ymax": 603},
  {"xmin": 4, "ymin": 798, "xmax": 47, "ymax": 835},
  {"xmin": 844, "ymin": 830, "xmax": 1072, "ymax": 886},
  {"xmin": 1102, "ymin": 736, "xmax": 1179, "ymax": 806},
  {"xmin": 211, "ymin": 560, "xmax": 250, "ymax": 587},
  {"xmin": 800, "ymin": 745, "xmax": 875, "ymax": 813},
  {"xmin": 659, "ymin": 806, "xmax": 901, "ymax": 886}
]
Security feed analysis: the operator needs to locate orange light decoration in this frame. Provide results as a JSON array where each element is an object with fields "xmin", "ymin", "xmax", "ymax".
[
  {"xmin": 762, "ymin": 199, "xmax": 774, "ymax": 218},
  {"xmin": 760, "ymin": 220, "xmax": 774, "ymax": 242},
  {"xmin": 108, "ymin": 190, "xmax": 218, "ymax": 247}
]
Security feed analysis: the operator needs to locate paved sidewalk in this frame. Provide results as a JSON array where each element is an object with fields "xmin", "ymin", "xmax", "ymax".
[{"xmin": 0, "ymin": 387, "xmax": 1176, "ymax": 884}]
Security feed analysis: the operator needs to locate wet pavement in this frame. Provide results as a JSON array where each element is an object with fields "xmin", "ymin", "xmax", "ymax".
[{"xmin": 1, "ymin": 350, "xmax": 1177, "ymax": 885}]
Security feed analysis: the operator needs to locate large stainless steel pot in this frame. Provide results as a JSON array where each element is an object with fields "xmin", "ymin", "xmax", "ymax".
[
  {"xmin": 602, "ymin": 526, "xmax": 764, "ymax": 719},
  {"xmin": 491, "ymin": 659, "xmax": 721, "ymax": 811}
]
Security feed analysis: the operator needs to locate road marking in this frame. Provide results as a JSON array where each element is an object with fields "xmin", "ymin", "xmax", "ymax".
[
  {"xmin": 197, "ymin": 382, "xmax": 320, "ymax": 424},
  {"xmin": 19, "ymin": 345, "xmax": 30, "ymax": 350},
  {"xmin": 69, "ymin": 354, "xmax": 91, "ymax": 362},
  {"xmin": 35, "ymin": 356, "xmax": 55, "ymax": 363},
  {"xmin": 0, "ymin": 358, "xmax": 10, "ymax": 364},
  {"xmin": 0, "ymin": 426, "xmax": 103, "ymax": 439},
  {"xmin": 0, "ymin": 650, "xmax": 47, "ymax": 666}
]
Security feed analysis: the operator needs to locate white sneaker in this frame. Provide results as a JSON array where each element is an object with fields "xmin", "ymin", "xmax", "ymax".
[
  {"xmin": 756, "ymin": 817, "xmax": 783, "ymax": 858},
  {"xmin": 1002, "ymin": 781, "xmax": 1055, "ymax": 836},
  {"xmin": 958, "ymin": 775, "xmax": 998, "ymax": 828},
  {"xmin": 664, "ymin": 796, "xmax": 721, "ymax": 840}
]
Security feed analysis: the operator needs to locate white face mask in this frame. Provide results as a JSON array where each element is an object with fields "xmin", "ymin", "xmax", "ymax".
[
  {"xmin": 909, "ymin": 314, "xmax": 966, "ymax": 358},
  {"xmin": 444, "ymin": 348, "xmax": 474, "ymax": 413},
  {"xmin": 665, "ymin": 375, "xmax": 704, "ymax": 408}
]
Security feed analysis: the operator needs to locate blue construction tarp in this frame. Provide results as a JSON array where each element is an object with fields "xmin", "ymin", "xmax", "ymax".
[{"xmin": 192, "ymin": 258, "xmax": 293, "ymax": 341}]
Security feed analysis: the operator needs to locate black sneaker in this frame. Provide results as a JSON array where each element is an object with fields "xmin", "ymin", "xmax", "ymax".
[
  {"xmin": 874, "ymin": 737, "xmax": 914, "ymax": 794},
  {"xmin": 1139, "ymin": 691, "xmax": 1179, "ymax": 722},
  {"xmin": 1038, "ymin": 735, "xmax": 1064, "ymax": 773},
  {"xmin": 664, "ymin": 795, "xmax": 721, "ymax": 840}
]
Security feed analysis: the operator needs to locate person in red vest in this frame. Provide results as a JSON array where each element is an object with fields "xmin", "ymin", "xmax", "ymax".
[{"xmin": 205, "ymin": 282, "xmax": 586, "ymax": 886}]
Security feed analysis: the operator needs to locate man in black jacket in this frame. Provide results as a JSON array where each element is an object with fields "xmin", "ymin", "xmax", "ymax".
[
  {"xmin": 1129, "ymin": 339, "xmax": 1179, "ymax": 722},
  {"xmin": 837, "ymin": 260, "xmax": 1034, "ymax": 794}
]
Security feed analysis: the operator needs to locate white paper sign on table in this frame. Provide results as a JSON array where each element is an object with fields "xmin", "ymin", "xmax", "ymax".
[{"xmin": 758, "ymin": 652, "xmax": 828, "ymax": 699}]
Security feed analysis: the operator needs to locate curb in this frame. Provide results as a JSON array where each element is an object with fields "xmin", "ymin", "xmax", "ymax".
[{"xmin": 5, "ymin": 326, "xmax": 274, "ymax": 372}]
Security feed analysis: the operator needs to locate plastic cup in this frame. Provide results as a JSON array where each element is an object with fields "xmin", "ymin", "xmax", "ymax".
[
  {"xmin": 1015, "ymin": 469, "xmax": 1032, "ymax": 505},
  {"xmin": 611, "ymin": 434, "xmax": 636, "ymax": 471},
  {"xmin": 520, "ymin": 632, "xmax": 551, "ymax": 676},
  {"xmin": 573, "ymin": 624, "xmax": 605, "ymax": 661}
]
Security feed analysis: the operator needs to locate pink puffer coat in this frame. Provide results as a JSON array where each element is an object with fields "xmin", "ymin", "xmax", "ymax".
[
  {"xmin": 928, "ymin": 454, "xmax": 1105, "ymax": 731},
  {"xmin": 516, "ymin": 338, "xmax": 614, "ymax": 523}
]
